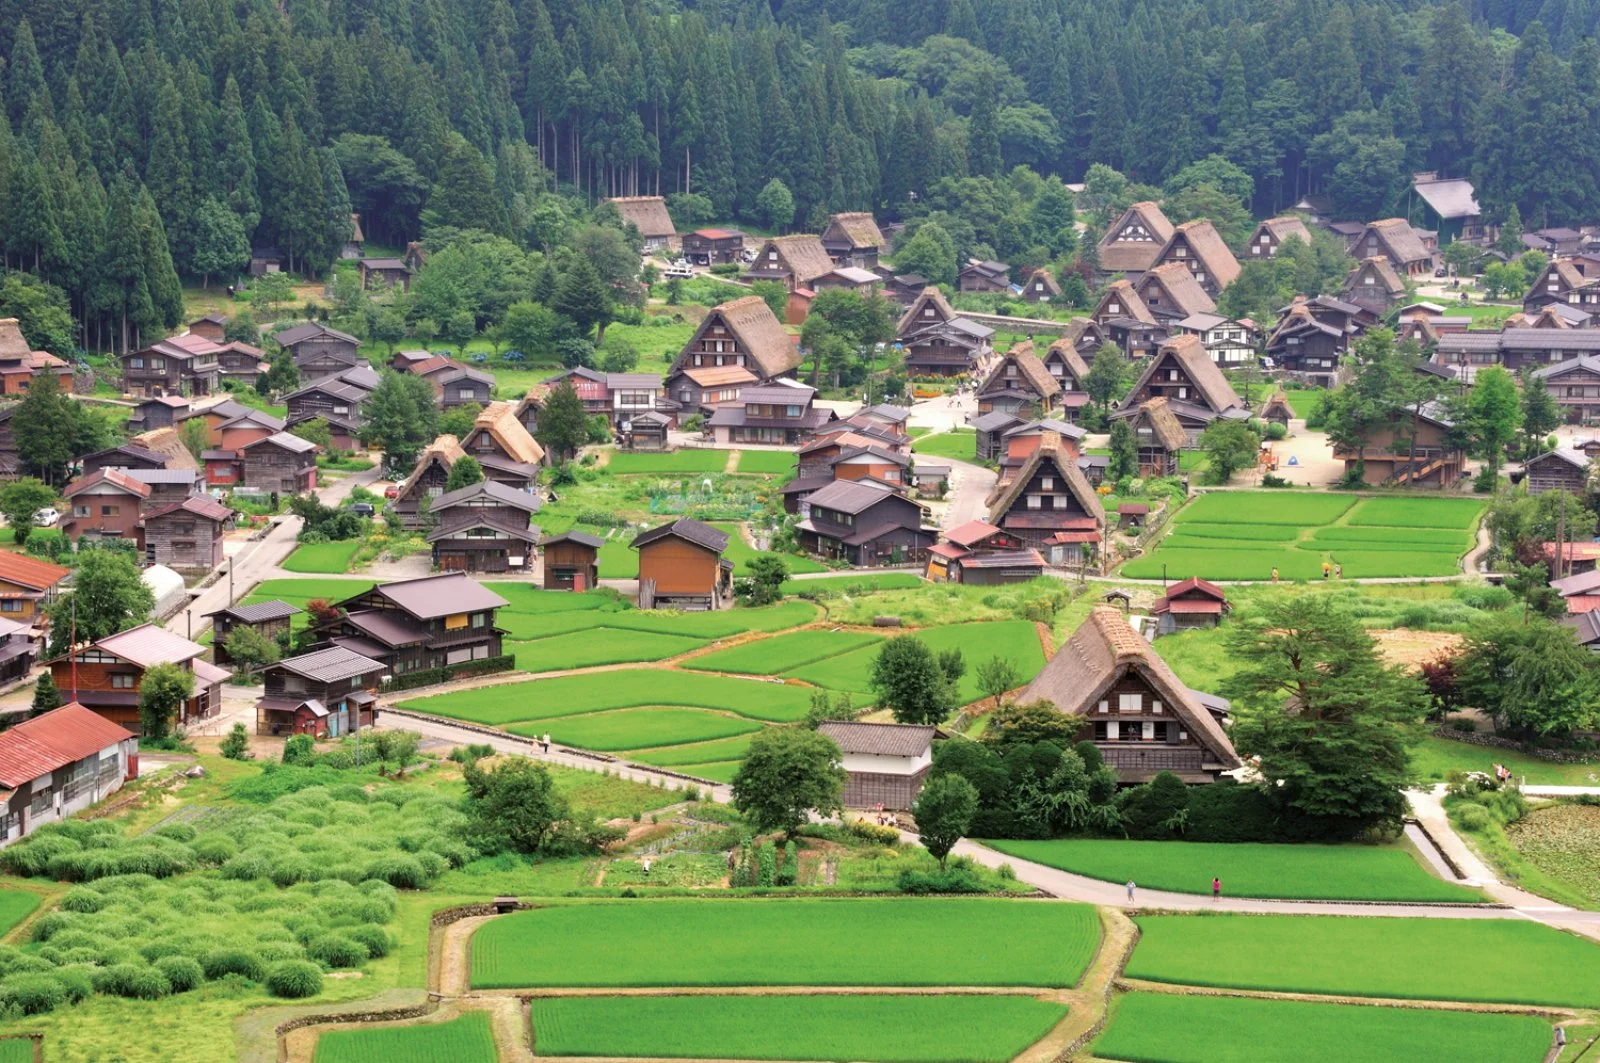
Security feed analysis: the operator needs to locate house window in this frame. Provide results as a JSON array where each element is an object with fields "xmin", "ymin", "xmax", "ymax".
[
  {"xmin": 471, "ymin": 612, "xmax": 487, "ymax": 628},
  {"xmin": 130, "ymin": 358, "xmax": 144, "ymax": 369},
  {"xmin": 1026, "ymin": 494, "xmax": 1042, "ymax": 509},
  {"xmin": 73, "ymin": 505, "xmax": 89, "ymax": 518},
  {"xmin": 0, "ymin": 600, "xmax": 19, "ymax": 613},
  {"xmin": 1151, "ymin": 700, "xmax": 1163, "ymax": 714},
  {"xmin": 1042, "ymin": 476, "xmax": 1054, "ymax": 490},
  {"xmin": 29, "ymin": 789, "xmax": 51, "ymax": 816},
  {"xmin": 1108, "ymin": 303, "xmax": 1120, "ymax": 314},
  {"xmin": 785, "ymin": 405, "xmax": 801, "ymax": 417},
  {"xmin": 1118, "ymin": 693, "xmax": 1141, "ymax": 713},
  {"xmin": 110, "ymin": 674, "xmax": 135, "ymax": 689},
  {"xmin": 101, "ymin": 505, "xmax": 119, "ymax": 517}
]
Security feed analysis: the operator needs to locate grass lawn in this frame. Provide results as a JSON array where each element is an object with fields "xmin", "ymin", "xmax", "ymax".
[
  {"xmin": 514, "ymin": 706, "xmax": 764, "ymax": 750},
  {"xmin": 281, "ymin": 540, "xmax": 362, "ymax": 573},
  {"xmin": 783, "ymin": 572, "xmax": 924, "ymax": 594},
  {"xmin": 606, "ymin": 450, "xmax": 730, "ymax": 475},
  {"xmin": 982, "ymin": 840, "xmax": 1482, "ymax": 902},
  {"xmin": 1412, "ymin": 734, "xmax": 1600, "ymax": 786},
  {"xmin": 627, "ymin": 733, "xmax": 757, "ymax": 766},
  {"xmin": 736, "ymin": 449, "xmax": 799, "ymax": 475},
  {"xmin": 913, "ymin": 428, "xmax": 978, "ymax": 463},
  {"xmin": 712, "ymin": 522, "xmax": 830, "ymax": 575},
  {"xmin": 0, "ymin": 889, "xmax": 40, "ymax": 936},
  {"xmin": 1283, "ymin": 388, "xmax": 1324, "ymax": 419},
  {"xmin": 785, "ymin": 620, "xmax": 1046, "ymax": 703},
  {"xmin": 471, "ymin": 899, "xmax": 1100, "ymax": 988},
  {"xmin": 400, "ymin": 670, "xmax": 824, "ymax": 726},
  {"xmin": 507, "ymin": 628, "xmax": 706, "ymax": 672},
  {"xmin": 528, "ymin": 994, "xmax": 1070, "ymax": 1062},
  {"xmin": 0, "ymin": 1041, "xmax": 28, "ymax": 1063},
  {"xmin": 314, "ymin": 1012, "xmax": 497, "ymax": 1063},
  {"xmin": 1127, "ymin": 915, "xmax": 1600, "ymax": 1006},
  {"xmin": 686, "ymin": 630, "xmax": 883, "ymax": 675},
  {"xmin": 1093, "ymin": 992, "xmax": 1551, "ymax": 1063},
  {"xmin": 674, "ymin": 759, "xmax": 741, "ymax": 782}
]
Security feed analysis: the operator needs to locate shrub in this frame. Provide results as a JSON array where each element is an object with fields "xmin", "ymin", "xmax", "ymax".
[
  {"xmin": 755, "ymin": 843, "xmax": 776, "ymax": 887},
  {"xmin": 344, "ymin": 924, "xmax": 391, "ymax": 959},
  {"xmin": 60, "ymin": 887, "xmax": 106, "ymax": 913},
  {"xmin": 363, "ymin": 854, "xmax": 429, "ymax": 889},
  {"xmin": 200, "ymin": 948, "xmax": 266, "ymax": 982},
  {"xmin": 270, "ymin": 857, "xmax": 314, "ymax": 887},
  {"xmin": 191, "ymin": 835, "xmax": 238, "ymax": 865},
  {"xmin": 307, "ymin": 934, "xmax": 367, "ymax": 968},
  {"xmin": 98, "ymin": 963, "xmax": 171, "ymax": 999},
  {"xmin": 897, "ymin": 865, "xmax": 986, "ymax": 894},
  {"xmin": 1264, "ymin": 422, "xmax": 1287, "ymax": 440},
  {"xmin": 155, "ymin": 955, "xmax": 204, "ymax": 993},
  {"xmin": 153, "ymin": 823, "xmax": 197, "ymax": 843},
  {"xmin": 221, "ymin": 851, "xmax": 273, "ymax": 880},
  {"xmin": 29, "ymin": 912, "xmax": 76, "ymax": 943},
  {"xmin": 0, "ymin": 972, "xmax": 66, "ymax": 1014},
  {"xmin": 1456, "ymin": 804, "xmax": 1491, "ymax": 831},
  {"xmin": 845, "ymin": 819, "xmax": 900, "ymax": 845},
  {"xmin": 52, "ymin": 965, "xmax": 94, "ymax": 1003},
  {"xmin": 258, "ymin": 940, "xmax": 307, "ymax": 963},
  {"xmin": 265, "ymin": 959, "xmax": 323, "ymax": 998}
]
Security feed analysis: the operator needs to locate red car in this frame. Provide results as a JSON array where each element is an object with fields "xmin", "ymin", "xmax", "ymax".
[{"xmin": 383, "ymin": 485, "xmax": 399, "ymax": 500}]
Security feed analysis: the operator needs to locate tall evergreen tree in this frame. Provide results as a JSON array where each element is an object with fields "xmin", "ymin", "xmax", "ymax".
[{"xmin": 966, "ymin": 72, "xmax": 1002, "ymax": 177}]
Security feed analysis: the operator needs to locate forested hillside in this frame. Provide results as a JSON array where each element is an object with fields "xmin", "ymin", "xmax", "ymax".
[{"xmin": 0, "ymin": 0, "xmax": 1591, "ymax": 351}]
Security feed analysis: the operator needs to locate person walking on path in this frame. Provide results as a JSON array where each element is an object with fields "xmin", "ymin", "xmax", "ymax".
[
  {"xmin": 1322, "ymin": 561, "xmax": 1331, "ymax": 580},
  {"xmin": 1270, "ymin": 567, "xmax": 1279, "ymax": 582},
  {"xmin": 1212, "ymin": 877, "xmax": 1222, "ymax": 900},
  {"xmin": 542, "ymin": 732, "xmax": 551, "ymax": 754},
  {"xmin": 1335, "ymin": 562, "xmax": 1342, "ymax": 579},
  {"xmin": 1126, "ymin": 880, "xmax": 1136, "ymax": 902}
]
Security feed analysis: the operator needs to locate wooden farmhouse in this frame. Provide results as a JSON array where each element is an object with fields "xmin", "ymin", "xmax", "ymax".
[
  {"xmin": 1040, "ymin": 337, "xmax": 1093, "ymax": 419},
  {"xmin": 206, "ymin": 601, "xmax": 300, "ymax": 666},
  {"xmin": 1266, "ymin": 300, "xmax": 1353, "ymax": 386},
  {"xmin": 140, "ymin": 494, "xmax": 233, "ymax": 571},
  {"xmin": 1152, "ymin": 219, "xmax": 1240, "ymax": 297},
  {"xmin": 540, "ymin": 530, "xmax": 603, "ymax": 592},
  {"xmin": 0, "ymin": 318, "xmax": 73, "ymax": 396},
  {"xmin": 633, "ymin": 518, "xmax": 733, "ymax": 610},
  {"xmin": 665, "ymin": 296, "xmax": 801, "ymax": 413},
  {"xmin": 393, "ymin": 435, "xmax": 467, "ymax": 528},
  {"xmin": 51, "ymin": 624, "xmax": 230, "ymax": 734},
  {"xmin": 896, "ymin": 287, "xmax": 994, "ymax": 378},
  {"xmin": 1135, "ymin": 262, "xmax": 1217, "ymax": 325},
  {"xmin": 1342, "ymin": 256, "xmax": 1408, "ymax": 317},
  {"xmin": 605, "ymin": 196, "xmax": 676, "ymax": 250},
  {"xmin": 1531, "ymin": 355, "xmax": 1600, "ymax": 423},
  {"xmin": 1021, "ymin": 268, "xmax": 1062, "ymax": 304},
  {"xmin": 821, "ymin": 213, "xmax": 885, "ymax": 268},
  {"xmin": 283, "ymin": 365, "xmax": 379, "ymax": 451},
  {"xmin": 682, "ymin": 228, "xmax": 745, "ymax": 266},
  {"xmin": 1351, "ymin": 219, "xmax": 1433, "ymax": 277},
  {"xmin": 80, "ymin": 442, "xmax": 167, "ymax": 478},
  {"xmin": 1126, "ymin": 398, "xmax": 1187, "ymax": 478},
  {"xmin": 513, "ymin": 386, "xmax": 550, "ymax": 437},
  {"xmin": 255, "ymin": 646, "xmax": 385, "ymax": 738},
  {"xmin": 542, "ymin": 367, "xmax": 612, "ymax": 417},
  {"xmin": 0, "ymin": 616, "xmax": 36, "ymax": 687},
  {"xmin": 744, "ymin": 235, "xmax": 835, "ymax": 292},
  {"xmin": 214, "ymin": 340, "xmax": 268, "ymax": 389},
  {"xmin": 189, "ymin": 314, "xmax": 228, "ymax": 342},
  {"xmin": 62, "ymin": 468, "xmax": 151, "ymax": 542},
  {"xmin": 0, "ymin": 704, "xmax": 136, "ymax": 847},
  {"xmin": 814, "ymin": 266, "xmax": 881, "ymax": 296},
  {"xmin": 239, "ymin": 432, "xmax": 318, "ymax": 495},
  {"xmin": 459, "ymin": 402, "xmax": 546, "ymax": 487},
  {"xmin": 1097, "ymin": 202, "xmax": 1175, "ymax": 282},
  {"xmin": 1521, "ymin": 447, "xmax": 1590, "ymax": 494},
  {"xmin": 128, "ymin": 395, "xmax": 192, "ymax": 433},
  {"xmin": 437, "ymin": 367, "xmax": 496, "ymax": 410},
  {"xmin": 425, "ymin": 479, "xmax": 541, "ymax": 574},
  {"xmin": 993, "ymin": 417, "xmax": 1089, "ymax": 477},
  {"xmin": 985, "ymin": 430, "xmax": 1105, "ymax": 558},
  {"xmin": 707, "ymin": 382, "xmax": 833, "ymax": 445},
  {"xmin": 1262, "ymin": 392, "xmax": 1294, "ymax": 428},
  {"xmin": 605, "ymin": 373, "xmax": 669, "ymax": 428},
  {"xmin": 1330, "ymin": 401, "xmax": 1464, "ymax": 487},
  {"xmin": 1524, "ymin": 257, "xmax": 1600, "ymax": 314},
  {"xmin": 796, "ymin": 479, "xmax": 933, "ymax": 567},
  {"xmin": 972, "ymin": 411, "xmax": 1024, "ymax": 463},
  {"xmin": 273, "ymin": 323, "xmax": 362, "ymax": 377},
  {"xmin": 1151, "ymin": 577, "xmax": 1230, "ymax": 635},
  {"xmin": 1115, "ymin": 334, "xmax": 1246, "ymax": 443},
  {"xmin": 358, "ymin": 257, "xmax": 411, "ymax": 292},
  {"xmin": 975, "ymin": 342, "xmax": 1062, "ymax": 419},
  {"xmin": 1090, "ymin": 279, "xmax": 1165, "ymax": 359},
  {"xmin": 1020, "ymin": 606, "xmax": 1241, "ymax": 783},
  {"xmin": 320, "ymin": 574, "xmax": 509, "ymax": 678},
  {"xmin": 958, "ymin": 259, "xmax": 1012, "ymax": 293},
  {"xmin": 815, "ymin": 721, "xmax": 936, "ymax": 810},
  {"xmin": 1244, "ymin": 217, "xmax": 1311, "ymax": 259},
  {"xmin": 925, "ymin": 520, "xmax": 1044, "ymax": 585},
  {"xmin": 1552, "ymin": 569, "xmax": 1600, "ymax": 614},
  {"xmin": 0, "ymin": 553, "xmax": 69, "ymax": 628},
  {"xmin": 120, "ymin": 335, "xmax": 222, "ymax": 398}
]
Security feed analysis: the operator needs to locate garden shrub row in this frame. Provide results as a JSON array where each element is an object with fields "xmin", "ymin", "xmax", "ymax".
[{"xmin": 378, "ymin": 655, "xmax": 516, "ymax": 692}]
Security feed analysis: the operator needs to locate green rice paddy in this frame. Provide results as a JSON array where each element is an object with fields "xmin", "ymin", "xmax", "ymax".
[
  {"xmin": 507, "ymin": 628, "xmax": 707, "ymax": 672},
  {"xmin": 981, "ymin": 840, "xmax": 1483, "ymax": 902},
  {"xmin": 471, "ymin": 899, "xmax": 1101, "ymax": 988},
  {"xmin": 606, "ymin": 449, "xmax": 730, "ymax": 475},
  {"xmin": 627, "ymin": 733, "xmax": 757, "ymax": 767},
  {"xmin": 784, "ymin": 620, "xmax": 1046, "ymax": 703},
  {"xmin": 1123, "ymin": 493, "xmax": 1483, "ymax": 581},
  {"xmin": 686, "ymin": 629, "xmax": 883, "ymax": 674},
  {"xmin": 1127, "ymin": 915, "xmax": 1600, "ymax": 1006},
  {"xmin": 736, "ymin": 449, "xmax": 800, "ymax": 475},
  {"xmin": 1093, "ymin": 992, "xmax": 1551, "ymax": 1063},
  {"xmin": 529, "ymin": 994, "xmax": 1070, "ymax": 1062},
  {"xmin": 782, "ymin": 572, "xmax": 925, "ymax": 594},
  {"xmin": 280, "ymin": 540, "xmax": 362, "ymax": 574},
  {"xmin": 0, "ymin": 1040, "xmax": 29, "ymax": 1063},
  {"xmin": 511, "ymin": 707, "xmax": 763, "ymax": 750},
  {"xmin": 313, "ymin": 1013, "xmax": 497, "ymax": 1063}
]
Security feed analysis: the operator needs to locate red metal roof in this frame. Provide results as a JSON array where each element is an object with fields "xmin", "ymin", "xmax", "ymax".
[
  {"xmin": 928, "ymin": 543, "xmax": 967, "ymax": 560},
  {"xmin": 65, "ymin": 467, "xmax": 152, "ymax": 499},
  {"xmin": 1158, "ymin": 599, "xmax": 1224, "ymax": 615},
  {"xmin": 0, "ymin": 703, "xmax": 132, "ymax": 788},
  {"xmin": 1044, "ymin": 530, "xmax": 1102, "ymax": 543},
  {"xmin": 1567, "ymin": 595, "xmax": 1600, "ymax": 614},
  {"xmin": 943, "ymin": 520, "xmax": 1004, "ymax": 548},
  {"xmin": 0, "ymin": 552, "xmax": 70, "ymax": 592}
]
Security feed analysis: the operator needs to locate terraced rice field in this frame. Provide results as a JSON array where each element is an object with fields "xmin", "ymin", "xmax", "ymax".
[
  {"xmin": 1093, "ymin": 992, "xmax": 1551, "ymax": 1063},
  {"xmin": 313, "ymin": 1013, "xmax": 497, "ymax": 1063},
  {"xmin": 784, "ymin": 620, "xmax": 1046, "ymax": 703},
  {"xmin": 471, "ymin": 899, "xmax": 1101, "ymax": 988},
  {"xmin": 1126, "ymin": 915, "xmax": 1600, "ymax": 1006},
  {"xmin": 281, "ymin": 540, "xmax": 362, "ymax": 573},
  {"xmin": 685, "ymin": 629, "xmax": 883, "ymax": 674},
  {"xmin": 981, "ymin": 840, "xmax": 1483, "ymax": 902},
  {"xmin": 735, "ymin": 449, "xmax": 800, "ymax": 475},
  {"xmin": 1122, "ymin": 493, "xmax": 1483, "ymax": 580},
  {"xmin": 529, "ymin": 994, "xmax": 1070, "ymax": 1062},
  {"xmin": 606, "ymin": 449, "xmax": 730, "ymax": 474},
  {"xmin": 506, "ymin": 628, "xmax": 707, "ymax": 672},
  {"xmin": 509, "ymin": 707, "xmax": 763, "ymax": 750}
]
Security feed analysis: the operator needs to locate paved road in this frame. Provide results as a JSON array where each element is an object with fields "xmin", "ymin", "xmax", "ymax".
[{"xmin": 937, "ymin": 456, "xmax": 997, "ymax": 531}]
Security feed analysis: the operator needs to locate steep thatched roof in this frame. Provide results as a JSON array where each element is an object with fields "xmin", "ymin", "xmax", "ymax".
[
  {"xmin": 986, "ymin": 431, "xmax": 1104, "ymax": 525},
  {"xmin": 1164, "ymin": 220, "xmax": 1241, "ymax": 290},
  {"xmin": 977, "ymin": 342, "xmax": 1063, "ymax": 401},
  {"xmin": 1137, "ymin": 262, "xmax": 1217, "ymax": 317},
  {"xmin": 1123, "ymin": 334, "xmax": 1242, "ymax": 415},
  {"xmin": 896, "ymin": 286, "xmax": 958, "ymax": 335},
  {"xmin": 470, "ymin": 401, "xmax": 545, "ymax": 465},
  {"xmin": 824, "ymin": 212, "xmax": 885, "ymax": 249},
  {"xmin": 1134, "ymin": 397, "xmax": 1188, "ymax": 450},
  {"xmin": 703, "ymin": 296, "xmax": 801, "ymax": 379},
  {"xmin": 605, "ymin": 196, "xmax": 676, "ymax": 238},
  {"xmin": 1099, "ymin": 202, "xmax": 1175, "ymax": 274},
  {"xmin": 1093, "ymin": 279, "xmax": 1156, "ymax": 325},
  {"xmin": 397, "ymin": 435, "xmax": 466, "ymax": 501}
]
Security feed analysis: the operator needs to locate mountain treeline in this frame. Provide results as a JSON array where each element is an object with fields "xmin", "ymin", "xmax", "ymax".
[{"xmin": 0, "ymin": 0, "xmax": 1595, "ymax": 351}]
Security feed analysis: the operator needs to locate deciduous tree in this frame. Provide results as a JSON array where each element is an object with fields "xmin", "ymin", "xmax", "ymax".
[
  {"xmin": 871, "ymin": 635, "xmax": 956, "ymax": 725},
  {"xmin": 0, "ymin": 478, "xmax": 57, "ymax": 546},
  {"xmin": 912, "ymin": 774, "xmax": 979, "ymax": 868},
  {"xmin": 730, "ymin": 727, "xmax": 846, "ymax": 839},
  {"xmin": 137, "ymin": 663, "xmax": 194, "ymax": 744}
]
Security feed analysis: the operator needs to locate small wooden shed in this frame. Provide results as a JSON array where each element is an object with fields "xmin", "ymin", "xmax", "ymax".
[
  {"xmin": 539, "ymin": 531, "xmax": 603, "ymax": 592},
  {"xmin": 205, "ymin": 601, "xmax": 302, "ymax": 665}
]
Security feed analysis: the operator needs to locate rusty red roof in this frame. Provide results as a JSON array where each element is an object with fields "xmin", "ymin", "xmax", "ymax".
[
  {"xmin": 0, "ymin": 552, "xmax": 71, "ymax": 591},
  {"xmin": 64, "ymin": 467, "xmax": 152, "ymax": 499},
  {"xmin": 0, "ymin": 703, "xmax": 132, "ymax": 788},
  {"xmin": 93, "ymin": 623, "xmax": 206, "ymax": 667}
]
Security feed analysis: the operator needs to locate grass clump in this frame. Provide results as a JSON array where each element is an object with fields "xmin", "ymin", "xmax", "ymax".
[{"xmin": 265, "ymin": 960, "xmax": 324, "ymax": 999}]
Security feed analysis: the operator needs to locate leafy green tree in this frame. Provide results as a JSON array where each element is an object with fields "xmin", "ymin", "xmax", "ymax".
[
  {"xmin": 46, "ymin": 549, "xmax": 155, "ymax": 656},
  {"xmin": 0, "ymin": 478, "xmax": 57, "ymax": 546},
  {"xmin": 804, "ymin": 689, "xmax": 857, "ymax": 730},
  {"xmin": 180, "ymin": 418, "xmax": 212, "ymax": 461},
  {"xmin": 1442, "ymin": 241, "xmax": 1483, "ymax": 277},
  {"xmin": 1504, "ymin": 561, "xmax": 1565, "ymax": 621},
  {"xmin": 1200, "ymin": 419, "xmax": 1261, "ymax": 484},
  {"xmin": 1495, "ymin": 204, "xmax": 1525, "ymax": 257},
  {"xmin": 189, "ymin": 196, "xmax": 249, "ymax": 288},
  {"xmin": 1465, "ymin": 365, "xmax": 1522, "ymax": 486},
  {"xmin": 0, "ymin": 273, "xmax": 75, "ymax": 358},
  {"xmin": 1107, "ymin": 419, "xmax": 1138, "ymax": 481},
  {"xmin": 742, "ymin": 553, "xmax": 789, "ymax": 605},
  {"xmin": 1221, "ymin": 596, "xmax": 1427, "ymax": 838},
  {"xmin": 224, "ymin": 626, "xmax": 281, "ymax": 674},
  {"xmin": 1457, "ymin": 617, "xmax": 1598, "ymax": 737},
  {"xmin": 13, "ymin": 373, "xmax": 107, "ymax": 486},
  {"xmin": 137, "ymin": 663, "xmax": 195, "ymax": 743},
  {"xmin": 871, "ymin": 635, "xmax": 958, "ymax": 725},
  {"xmin": 893, "ymin": 222, "xmax": 958, "ymax": 288},
  {"xmin": 224, "ymin": 310, "xmax": 260, "ymax": 345},
  {"xmin": 446, "ymin": 455, "xmax": 485, "ymax": 491},
  {"xmin": 258, "ymin": 345, "xmax": 299, "ymax": 397},
  {"xmin": 730, "ymin": 727, "xmax": 846, "ymax": 839},
  {"xmin": 360, "ymin": 371, "xmax": 440, "ymax": 470},
  {"xmin": 1519, "ymin": 370, "xmax": 1561, "ymax": 452},
  {"xmin": 1480, "ymin": 261, "xmax": 1524, "ymax": 299},
  {"xmin": 1085, "ymin": 344, "xmax": 1128, "ymax": 418},
  {"xmin": 289, "ymin": 417, "xmax": 333, "ymax": 452},
  {"xmin": 29, "ymin": 672, "xmax": 61, "ymax": 719},
  {"xmin": 755, "ymin": 178, "xmax": 796, "ymax": 231},
  {"xmin": 966, "ymin": 72, "xmax": 1002, "ymax": 176},
  {"xmin": 220, "ymin": 723, "xmax": 251, "ymax": 760},
  {"xmin": 980, "ymin": 699, "xmax": 1080, "ymax": 747},
  {"xmin": 554, "ymin": 258, "xmax": 613, "ymax": 341},
  {"xmin": 439, "ymin": 403, "xmax": 482, "ymax": 440},
  {"xmin": 499, "ymin": 300, "xmax": 561, "ymax": 361},
  {"xmin": 535, "ymin": 381, "xmax": 590, "ymax": 463},
  {"xmin": 422, "ymin": 134, "xmax": 505, "ymax": 235},
  {"xmin": 912, "ymin": 774, "xmax": 979, "ymax": 868},
  {"xmin": 975, "ymin": 655, "xmax": 1021, "ymax": 710},
  {"xmin": 462, "ymin": 757, "xmax": 569, "ymax": 854},
  {"xmin": 750, "ymin": 280, "xmax": 788, "ymax": 320}
]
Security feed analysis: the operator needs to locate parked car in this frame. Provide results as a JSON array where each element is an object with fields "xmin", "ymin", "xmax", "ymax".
[
  {"xmin": 348, "ymin": 502, "xmax": 375, "ymax": 517},
  {"xmin": 663, "ymin": 262, "xmax": 694, "ymax": 279},
  {"xmin": 32, "ymin": 507, "xmax": 58, "ymax": 527},
  {"xmin": 383, "ymin": 485, "xmax": 399, "ymax": 500}
]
